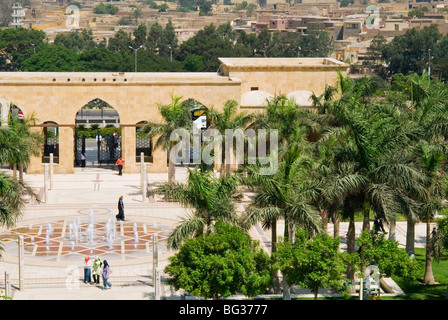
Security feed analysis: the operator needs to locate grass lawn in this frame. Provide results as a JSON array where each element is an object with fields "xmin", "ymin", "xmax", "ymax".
[{"xmin": 391, "ymin": 248, "xmax": 448, "ymax": 300}]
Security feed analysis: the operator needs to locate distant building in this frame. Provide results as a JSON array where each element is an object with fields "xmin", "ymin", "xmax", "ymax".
[{"xmin": 11, "ymin": 3, "xmax": 25, "ymax": 29}]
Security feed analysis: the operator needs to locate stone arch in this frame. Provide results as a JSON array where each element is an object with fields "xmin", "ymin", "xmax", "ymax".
[
  {"xmin": 135, "ymin": 120, "xmax": 152, "ymax": 163},
  {"xmin": 42, "ymin": 121, "xmax": 60, "ymax": 164},
  {"xmin": 75, "ymin": 98, "xmax": 121, "ymax": 168},
  {"xmin": 286, "ymin": 90, "xmax": 314, "ymax": 107}
]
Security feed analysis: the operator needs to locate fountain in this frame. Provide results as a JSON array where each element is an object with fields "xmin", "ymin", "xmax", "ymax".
[
  {"xmin": 107, "ymin": 234, "xmax": 114, "ymax": 250},
  {"xmin": 45, "ymin": 230, "xmax": 50, "ymax": 244},
  {"xmin": 86, "ymin": 224, "xmax": 94, "ymax": 245},
  {"xmin": 112, "ymin": 217, "xmax": 117, "ymax": 239},
  {"xmin": 88, "ymin": 209, "xmax": 95, "ymax": 229}
]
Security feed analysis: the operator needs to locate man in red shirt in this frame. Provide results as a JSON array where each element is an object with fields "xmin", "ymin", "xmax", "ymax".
[{"xmin": 115, "ymin": 157, "xmax": 124, "ymax": 175}]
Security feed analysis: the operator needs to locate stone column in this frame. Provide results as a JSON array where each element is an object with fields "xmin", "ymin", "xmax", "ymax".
[
  {"xmin": 121, "ymin": 125, "xmax": 136, "ymax": 173},
  {"xmin": 0, "ymin": 99, "xmax": 9, "ymax": 127},
  {"xmin": 58, "ymin": 126, "xmax": 75, "ymax": 174}
]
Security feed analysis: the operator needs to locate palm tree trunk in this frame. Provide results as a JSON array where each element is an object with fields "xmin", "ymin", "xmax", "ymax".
[
  {"xmin": 12, "ymin": 163, "xmax": 17, "ymax": 180},
  {"xmin": 406, "ymin": 213, "xmax": 415, "ymax": 256},
  {"xmin": 283, "ymin": 279, "xmax": 291, "ymax": 300},
  {"xmin": 19, "ymin": 163, "xmax": 24, "ymax": 181},
  {"xmin": 362, "ymin": 203, "xmax": 370, "ymax": 232},
  {"xmin": 271, "ymin": 219, "xmax": 277, "ymax": 253},
  {"xmin": 270, "ymin": 220, "xmax": 282, "ymax": 294},
  {"xmin": 388, "ymin": 213, "xmax": 396, "ymax": 241},
  {"xmin": 333, "ymin": 209, "xmax": 340, "ymax": 239},
  {"xmin": 322, "ymin": 209, "xmax": 328, "ymax": 234},
  {"xmin": 423, "ymin": 212, "xmax": 435, "ymax": 284},
  {"xmin": 346, "ymin": 211, "xmax": 356, "ymax": 280},
  {"xmin": 168, "ymin": 143, "xmax": 176, "ymax": 182}
]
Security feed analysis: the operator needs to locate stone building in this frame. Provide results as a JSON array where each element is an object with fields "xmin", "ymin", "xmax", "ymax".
[{"xmin": 0, "ymin": 57, "xmax": 348, "ymax": 175}]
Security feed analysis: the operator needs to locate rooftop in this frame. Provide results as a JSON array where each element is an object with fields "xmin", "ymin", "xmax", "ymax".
[{"xmin": 218, "ymin": 57, "xmax": 349, "ymax": 69}]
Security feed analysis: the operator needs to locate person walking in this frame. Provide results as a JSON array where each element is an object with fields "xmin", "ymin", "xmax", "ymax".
[
  {"xmin": 83, "ymin": 255, "xmax": 92, "ymax": 284},
  {"xmin": 92, "ymin": 256, "xmax": 102, "ymax": 285},
  {"xmin": 102, "ymin": 260, "xmax": 112, "ymax": 290},
  {"xmin": 81, "ymin": 152, "xmax": 86, "ymax": 167},
  {"xmin": 116, "ymin": 196, "xmax": 125, "ymax": 221},
  {"xmin": 115, "ymin": 157, "xmax": 124, "ymax": 175}
]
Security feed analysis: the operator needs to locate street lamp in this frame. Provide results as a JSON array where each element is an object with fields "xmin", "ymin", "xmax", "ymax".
[
  {"xmin": 168, "ymin": 46, "xmax": 172, "ymax": 62},
  {"xmin": 428, "ymin": 48, "xmax": 432, "ymax": 82},
  {"xmin": 129, "ymin": 45, "xmax": 143, "ymax": 72},
  {"xmin": 298, "ymin": 46, "xmax": 301, "ymax": 58},
  {"xmin": 31, "ymin": 43, "xmax": 36, "ymax": 55}
]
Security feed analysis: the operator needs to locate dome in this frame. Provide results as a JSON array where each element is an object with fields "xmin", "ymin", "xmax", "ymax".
[
  {"xmin": 241, "ymin": 90, "xmax": 273, "ymax": 107},
  {"xmin": 286, "ymin": 90, "xmax": 314, "ymax": 107}
]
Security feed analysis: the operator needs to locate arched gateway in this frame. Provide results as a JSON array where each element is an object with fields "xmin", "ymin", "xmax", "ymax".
[{"xmin": 0, "ymin": 58, "xmax": 348, "ymax": 174}]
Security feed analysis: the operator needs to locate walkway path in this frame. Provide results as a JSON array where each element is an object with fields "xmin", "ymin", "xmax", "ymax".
[{"xmin": 0, "ymin": 166, "xmax": 432, "ymax": 300}]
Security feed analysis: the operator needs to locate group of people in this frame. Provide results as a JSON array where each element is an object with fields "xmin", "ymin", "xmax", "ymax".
[{"xmin": 82, "ymin": 256, "xmax": 112, "ymax": 290}]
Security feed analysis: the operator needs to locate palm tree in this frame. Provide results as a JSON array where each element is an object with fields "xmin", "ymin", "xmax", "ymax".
[
  {"xmin": 152, "ymin": 168, "xmax": 241, "ymax": 249},
  {"xmin": 207, "ymin": 100, "xmax": 254, "ymax": 175},
  {"xmin": 417, "ymin": 142, "xmax": 445, "ymax": 284},
  {"xmin": 392, "ymin": 72, "xmax": 448, "ymax": 258},
  {"xmin": 8, "ymin": 113, "xmax": 43, "ymax": 181},
  {"xmin": 323, "ymin": 76, "xmax": 426, "ymax": 279},
  {"xmin": 0, "ymin": 112, "xmax": 43, "ymax": 181},
  {"xmin": 141, "ymin": 96, "xmax": 193, "ymax": 182}
]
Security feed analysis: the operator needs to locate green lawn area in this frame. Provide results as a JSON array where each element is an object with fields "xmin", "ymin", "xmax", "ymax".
[{"xmin": 391, "ymin": 248, "xmax": 448, "ymax": 300}]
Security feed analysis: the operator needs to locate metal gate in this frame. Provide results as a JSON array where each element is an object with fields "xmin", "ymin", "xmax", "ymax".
[
  {"xmin": 98, "ymin": 134, "xmax": 121, "ymax": 165},
  {"xmin": 74, "ymin": 134, "xmax": 85, "ymax": 167}
]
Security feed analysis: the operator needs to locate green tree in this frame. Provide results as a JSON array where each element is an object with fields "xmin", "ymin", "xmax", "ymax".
[
  {"xmin": 323, "ymin": 74, "xmax": 426, "ymax": 280},
  {"xmin": 431, "ymin": 212, "xmax": 448, "ymax": 298},
  {"xmin": 130, "ymin": 7, "xmax": 142, "ymax": 25},
  {"xmin": 141, "ymin": 95, "xmax": 192, "ymax": 182},
  {"xmin": 93, "ymin": 3, "xmax": 119, "ymax": 14},
  {"xmin": 107, "ymin": 29, "xmax": 133, "ymax": 55},
  {"xmin": 153, "ymin": 168, "xmax": 241, "ymax": 249},
  {"xmin": 0, "ymin": 27, "xmax": 46, "ymax": 71},
  {"xmin": 363, "ymin": 34, "xmax": 387, "ymax": 77},
  {"xmin": 179, "ymin": 23, "xmax": 250, "ymax": 71},
  {"xmin": 21, "ymin": 45, "xmax": 80, "ymax": 72},
  {"xmin": 266, "ymin": 31, "xmax": 300, "ymax": 57},
  {"xmin": 298, "ymin": 22, "xmax": 333, "ymax": 57},
  {"xmin": 133, "ymin": 24, "xmax": 147, "ymax": 48},
  {"xmin": 356, "ymin": 231, "xmax": 421, "ymax": 281},
  {"xmin": 164, "ymin": 220, "xmax": 273, "ymax": 299},
  {"xmin": 276, "ymin": 228, "xmax": 348, "ymax": 300},
  {"xmin": 382, "ymin": 24, "xmax": 441, "ymax": 75},
  {"xmin": 159, "ymin": 20, "xmax": 178, "ymax": 59},
  {"xmin": 78, "ymin": 47, "xmax": 122, "ymax": 72},
  {"xmin": 182, "ymin": 54, "xmax": 205, "ymax": 71},
  {"xmin": 146, "ymin": 22, "xmax": 163, "ymax": 53},
  {"xmin": 207, "ymin": 100, "xmax": 254, "ymax": 174},
  {"xmin": 254, "ymin": 27, "xmax": 271, "ymax": 57},
  {"xmin": 54, "ymin": 31, "xmax": 86, "ymax": 53}
]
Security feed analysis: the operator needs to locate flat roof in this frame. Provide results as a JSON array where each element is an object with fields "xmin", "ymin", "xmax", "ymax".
[
  {"xmin": 0, "ymin": 72, "xmax": 241, "ymax": 85},
  {"xmin": 219, "ymin": 57, "xmax": 349, "ymax": 68}
]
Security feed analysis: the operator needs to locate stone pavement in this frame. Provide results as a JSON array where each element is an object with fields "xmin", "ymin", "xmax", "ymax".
[{"xmin": 0, "ymin": 166, "xmax": 433, "ymax": 300}]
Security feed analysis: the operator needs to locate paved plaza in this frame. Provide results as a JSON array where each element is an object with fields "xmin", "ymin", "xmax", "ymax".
[{"xmin": 0, "ymin": 165, "xmax": 432, "ymax": 300}]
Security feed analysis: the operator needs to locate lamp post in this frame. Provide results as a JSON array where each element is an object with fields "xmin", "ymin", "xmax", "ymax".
[
  {"xmin": 129, "ymin": 45, "xmax": 143, "ymax": 72},
  {"xmin": 31, "ymin": 43, "xmax": 36, "ymax": 55},
  {"xmin": 298, "ymin": 46, "xmax": 301, "ymax": 58},
  {"xmin": 168, "ymin": 46, "xmax": 172, "ymax": 62}
]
